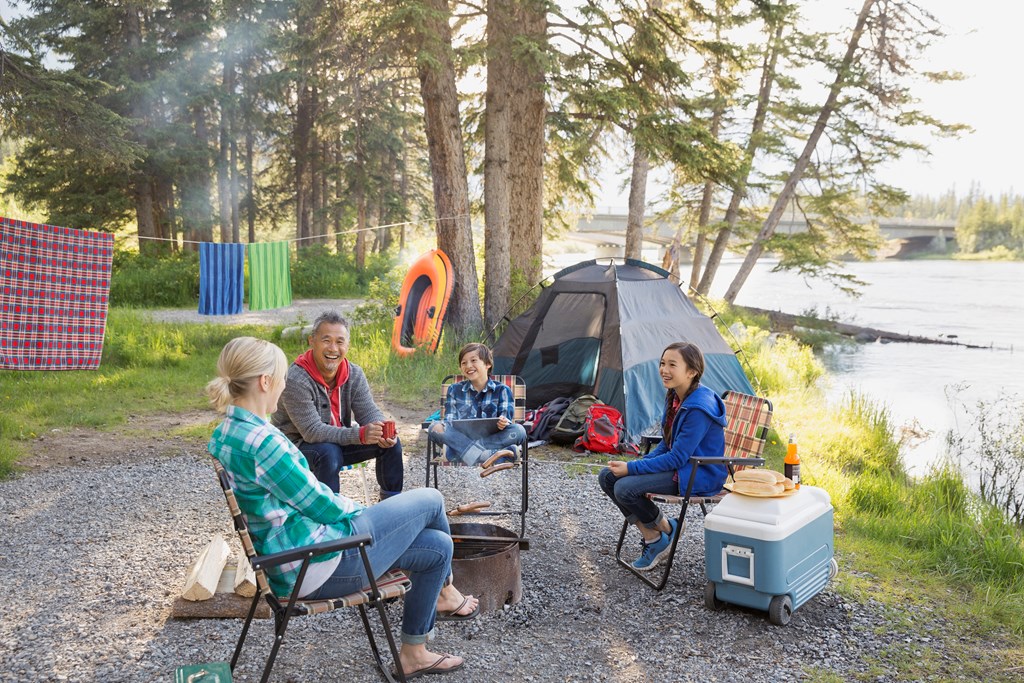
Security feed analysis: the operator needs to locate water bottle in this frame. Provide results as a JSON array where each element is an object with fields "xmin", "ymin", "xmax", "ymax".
[{"xmin": 784, "ymin": 433, "xmax": 801, "ymax": 489}]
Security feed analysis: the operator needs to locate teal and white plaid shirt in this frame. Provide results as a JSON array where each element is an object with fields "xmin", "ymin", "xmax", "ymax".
[{"xmin": 208, "ymin": 404, "xmax": 364, "ymax": 596}]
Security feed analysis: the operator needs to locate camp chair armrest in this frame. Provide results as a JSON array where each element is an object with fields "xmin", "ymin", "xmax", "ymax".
[
  {"xmin": 691, "ymin": 456, "xmax": 766, "ymax": 468},
  {"xmin": 251, "ymin": 533, "xmax": 373, "ymax": 570}
]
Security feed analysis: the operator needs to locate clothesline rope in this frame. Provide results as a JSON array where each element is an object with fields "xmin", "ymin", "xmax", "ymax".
[{"xmin": 133, "ymin": 214, "xmax": 470, "ymax": 246}]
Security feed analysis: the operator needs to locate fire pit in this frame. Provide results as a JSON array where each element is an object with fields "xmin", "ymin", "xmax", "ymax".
[{"xmin": 450, "ymin": 522, "xmax": 523, "ymax": 613}]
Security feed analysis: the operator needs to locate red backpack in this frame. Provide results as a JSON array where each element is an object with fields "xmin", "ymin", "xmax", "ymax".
[{"xmin": 573, "ymin": 404, "xmax": 630, "ymax": 454}]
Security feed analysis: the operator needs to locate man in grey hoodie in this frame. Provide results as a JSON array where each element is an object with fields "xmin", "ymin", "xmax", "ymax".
[{"xmin": 272, "ymin": 310, "xmax": 403, "ymax": 498}]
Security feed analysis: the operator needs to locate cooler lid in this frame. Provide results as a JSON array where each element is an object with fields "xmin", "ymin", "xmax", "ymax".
[{"xmin": 704, "ymin": 485, "xmax": 832, "ymax": 538}]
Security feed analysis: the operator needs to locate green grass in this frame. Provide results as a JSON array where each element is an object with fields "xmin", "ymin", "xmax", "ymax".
[
  {"xmin": 0, "ymin": 305, "xmax": 461, "ymax": 475},
  {"xmin": 723, "ymin": 308, "xmax": 1024, "ymax": 677},
  {"xmin": 0, "ymin": 309, "xmax": 285, "ymax": 473}
]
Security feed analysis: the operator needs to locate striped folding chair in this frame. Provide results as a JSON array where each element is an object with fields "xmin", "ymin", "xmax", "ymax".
[
  {"xmin": 211, "ymin": 459, "xmax": 412, "ymax": 683},
  {"xmin": 421, "ymin": 374, "xmax": 529, "ymax": 538},
  {"xmin": 614, "ymin": 391, "xmax": 774, "ymax": 590}
]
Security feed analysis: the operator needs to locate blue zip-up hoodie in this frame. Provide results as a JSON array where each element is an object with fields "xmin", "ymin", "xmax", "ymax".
[{"xmin": 627, "ymin": 383, "xmax": 728, "ymax": 497}]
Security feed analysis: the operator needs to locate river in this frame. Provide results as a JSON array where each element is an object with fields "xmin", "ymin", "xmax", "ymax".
[
  {"xmin": 704, "ymin": 259, "xmax": 1024, "ymax": 475},
  {"xmin": 546, "ymin": 252, "xmax": 1024, "ymax": 475}
]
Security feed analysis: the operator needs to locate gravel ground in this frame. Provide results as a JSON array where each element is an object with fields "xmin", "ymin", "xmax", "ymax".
[{"xmin": 0, "ymin": 429, "xmax": 976, "ymax": 683}]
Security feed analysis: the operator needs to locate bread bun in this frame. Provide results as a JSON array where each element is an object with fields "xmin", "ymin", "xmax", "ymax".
[
  {"xmin": 781, "ymin": 477, "xmax": 796, "ymax": 490},
  {"xmin": 733, "ymin": 480, "xmax": 785, "ymax": 496},
  {"xmin": 733, "ymin": 468, "xmax": 778, "ymax": 485}
]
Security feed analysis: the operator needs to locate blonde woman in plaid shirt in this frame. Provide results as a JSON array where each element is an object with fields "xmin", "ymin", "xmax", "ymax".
[{"xmin": 207, "ymin": 337, "xmax": 477, "ymax": 679}]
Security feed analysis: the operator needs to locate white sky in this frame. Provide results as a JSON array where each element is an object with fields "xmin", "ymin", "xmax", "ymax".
[
  {"xmin": 851, "ymin": 0, "xmax": 1023, "ymax": 197},
  {"xmin": 2, "ymin": 0, "xmax": 1019, "ymax": 200}
]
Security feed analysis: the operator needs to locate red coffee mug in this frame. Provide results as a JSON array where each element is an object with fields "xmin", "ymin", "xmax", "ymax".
[{"xmin": 382, "ymin": 420, "xmax": 396, "ymax": 440}]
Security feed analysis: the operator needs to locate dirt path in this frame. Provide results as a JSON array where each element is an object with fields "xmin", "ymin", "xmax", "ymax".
[{"xmin": 142, "ymin": 297, "xmax": 363, "ymax": 326}]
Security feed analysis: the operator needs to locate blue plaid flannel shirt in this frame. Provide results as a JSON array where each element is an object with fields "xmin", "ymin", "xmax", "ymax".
[{"xmin": 443, "ymin": 378, "xmax": 514, "ymax": 423}]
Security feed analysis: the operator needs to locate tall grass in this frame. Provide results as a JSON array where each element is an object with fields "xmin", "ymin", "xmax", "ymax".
[{"xmin": 725, "ymin": 308, "xmax": 1024, "ymax": 640}]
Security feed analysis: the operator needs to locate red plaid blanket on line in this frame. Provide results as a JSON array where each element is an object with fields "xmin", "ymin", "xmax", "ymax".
[{"xmin": 0, "ymin": 216, "xmax": 114, "ymax": 370}]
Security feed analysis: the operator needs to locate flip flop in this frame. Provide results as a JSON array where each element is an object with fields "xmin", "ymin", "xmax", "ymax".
[
  {"xmin": 436, "ymin": 595, "xmax": 480, "ymax": 622},
  {"xmin": 393, "ymin": 654, "xmax": 465, "ymax": 679}
]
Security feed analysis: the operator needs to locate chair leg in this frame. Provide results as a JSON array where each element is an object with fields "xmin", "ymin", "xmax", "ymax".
[
  {"xmin": 230, "ymin": 589, "xmax": 264, "ymax": 670},
  {"xmin": 649, "ymin": 506, "xmax": 687, "ymax": 592},
  {"xmin": 519, "ymin": 446, "xmax": 529, "ymax": 538},
  {"xmin": 259, "ymin": 610, "xmax": 291, "ymax": 683},
  {"xmin": 359, "ymin": 465, "xmax": 371, "ymax": 504},
  {"xmin": 359, "ymin": 600, "xmax": 408, "ymax": 683},
  {"xmin": 614, "ymin": 503, "xmax": 689, "ymax": 591}
]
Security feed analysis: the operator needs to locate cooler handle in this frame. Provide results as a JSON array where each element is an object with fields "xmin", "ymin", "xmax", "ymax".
[{"xmin": 722, "ymin": 544, "xmax": 755, "ymax": 587}]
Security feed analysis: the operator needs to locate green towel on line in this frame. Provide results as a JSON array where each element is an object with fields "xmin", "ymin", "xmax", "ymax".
[{"xmin": 248, "ymin": 241, "xmax": 292, "ymax": 311}]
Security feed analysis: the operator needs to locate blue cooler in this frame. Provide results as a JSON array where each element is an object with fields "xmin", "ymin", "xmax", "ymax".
[{"xmin": 703, "ymin": 485, "xmax": 837, "ymax": 625}]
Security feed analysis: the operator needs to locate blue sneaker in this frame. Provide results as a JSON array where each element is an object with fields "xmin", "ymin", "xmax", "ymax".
[{"xmin": 631, "ymin": 519, "xmax": 678, "ymax": 572}]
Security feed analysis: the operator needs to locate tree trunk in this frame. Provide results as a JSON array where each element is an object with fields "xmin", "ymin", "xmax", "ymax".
[
  {"xmin": 722, "ymin": 0, "xmax": 873, "ymax": 304},
  {"xmin": 245, "ymin": 121, "xmax": 255, "ymax": 244},
  {"xmin": 415, "ymin": 0, "xmax": 482, "ymax": 336},
  {"xmin": 217, "ymin": 58, "xmax": 235, "ymax": 243},
  {"xmin": 483, "ymin": 0, "xmax": 513, "ymax": 331},
  {"xmin": 295, "ymin": 82, "xmax": 313, "ymax": 242},
  {"xmin": 696, "ymin": 4, "xmax": 785, "ymax": 296},
  {"xmin": 180, "ymin": 103, "xmax": 215, "ymax": 251},
  {"xmin": 689, "ymin": 139, "xmax": 718, "ymax": 289},
  {"xmin": 355, "ymin": 182, "xmax": 367, "ymax": 269},
  {"xmin": 134, "ymin": 179, "xmax": 161, "ymax": 256},
  {"xmin": 624, "ymin": 142, "xmax": 649, "ymax": 259},
  {"xmin": 507, "ymin": 0, "xmax": 547, "ymax": 290}
]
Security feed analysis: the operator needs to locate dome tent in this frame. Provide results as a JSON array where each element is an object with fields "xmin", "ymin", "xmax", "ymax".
[{"xmin": 491, "ymin": 259, "xmax": 754, "ymax": 440}]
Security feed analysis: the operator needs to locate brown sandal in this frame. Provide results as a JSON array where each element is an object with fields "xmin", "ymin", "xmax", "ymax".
[
  {"xmin": 480, "ymin": 449, "xmax": 515, "ymax": 470},
  {"xmin": 480, "ymin": 462, "xmax": 515, "ymax": 478}
]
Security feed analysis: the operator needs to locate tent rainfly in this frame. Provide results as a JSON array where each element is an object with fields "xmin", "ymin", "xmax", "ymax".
[{"xmin": 492, "ymin": 259, "xmax": 754, "ymax": 440}]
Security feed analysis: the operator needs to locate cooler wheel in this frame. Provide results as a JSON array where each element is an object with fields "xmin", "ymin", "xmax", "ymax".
[
  {"xmin": 829, "ymin": 557, "xmax": 839, "ymax": 580},
  {"xmin": 704, "ymin": 581, "xmax": 724, "ymax": 610},
  {"xmin": 768, "ymin": 594, "xmax": 792, "ymax": 626}
]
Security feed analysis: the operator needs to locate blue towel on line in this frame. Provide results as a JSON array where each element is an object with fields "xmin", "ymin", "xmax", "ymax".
[{"xmin": 199, "ymin": 242, "xmax": 245, "ymax": 315}]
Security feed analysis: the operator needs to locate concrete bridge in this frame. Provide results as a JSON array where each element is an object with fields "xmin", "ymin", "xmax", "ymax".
[{"xmin": 570, "ymin": 211, "xmax": 956, "ymax": 257}]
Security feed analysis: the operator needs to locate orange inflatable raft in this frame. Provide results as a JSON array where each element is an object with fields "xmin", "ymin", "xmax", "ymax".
[{"xmin": 391, "ymin": 249, "xmax": 454, "ymax": 357}]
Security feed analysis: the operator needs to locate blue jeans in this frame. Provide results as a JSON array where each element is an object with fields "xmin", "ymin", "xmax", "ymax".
[
  {"xmin": 598, "ymin": 467, "xmax": 677, "ymax": 529},
  {"xmin": 428, "ymin": 422, "xmax": 527, "ymax": 465},
  {"xmin": 304, "ymin": 488, "xmax": 452, "ymax": 645},
  {"xmin": 299, "ymin": 439, "xmax": 404, "ymax": 497}
]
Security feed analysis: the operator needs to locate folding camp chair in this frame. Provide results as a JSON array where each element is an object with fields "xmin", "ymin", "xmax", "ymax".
[
  {"xmin": 614, "ymin": 391, "xmax": 774, "ymax": 590},
  {"xmin": 340, "ymin": 460, "xmax": 371, "ymax": 503},
  {"xmin": 211, "ymin": 459, "xmax": 412, "ymax": 683},
  {"xmin": 422, "ymin": 374, "xmax": 530, "ymax": 538}
]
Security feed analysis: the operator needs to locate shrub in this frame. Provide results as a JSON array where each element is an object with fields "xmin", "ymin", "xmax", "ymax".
[
  {"xmin": 291, "ymin": 245, "xmax": 394, "ymax": 298},
  {"xmin": 111, "ymin": 251, "xmax": 199, "ymax": 307}
]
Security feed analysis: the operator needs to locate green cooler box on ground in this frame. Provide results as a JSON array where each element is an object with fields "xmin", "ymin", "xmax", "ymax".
[{"xmin": 703, "ymin": 484, "xmax": 838, "ymax": 625}]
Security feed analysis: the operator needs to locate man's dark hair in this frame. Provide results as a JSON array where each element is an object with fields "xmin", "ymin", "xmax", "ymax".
[{"xmin": 310, "ymin": 310, "xmax": 350, "ymax": 338}]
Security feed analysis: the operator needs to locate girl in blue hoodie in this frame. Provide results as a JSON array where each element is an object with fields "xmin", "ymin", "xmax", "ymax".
[{"xmin": 599, "ymin": 342, "xmax": 728, "ymax": 571}]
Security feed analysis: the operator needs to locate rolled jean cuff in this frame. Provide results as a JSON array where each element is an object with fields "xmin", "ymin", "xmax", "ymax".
[
  {"xmin": 640, "ymin": 510, "xmax": 666, "ymax": 530},
  {"xmin": 401, "ymin": 627, "xmax": 436, "ymax": 645}
]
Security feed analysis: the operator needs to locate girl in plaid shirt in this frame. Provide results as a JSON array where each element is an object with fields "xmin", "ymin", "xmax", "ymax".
[
  {"xmin": 428, "ymin": 343, "xmax": 528, "ymax": 476},
  {"xmin": 208, "ymin": 337, "xmax": 477, "ymax": 678}
]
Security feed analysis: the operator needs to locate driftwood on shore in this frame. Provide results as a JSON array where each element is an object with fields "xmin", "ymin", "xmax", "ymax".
[{"xmin": 737, "ymin": 305, "xmax": 989, "ymax": 349}]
